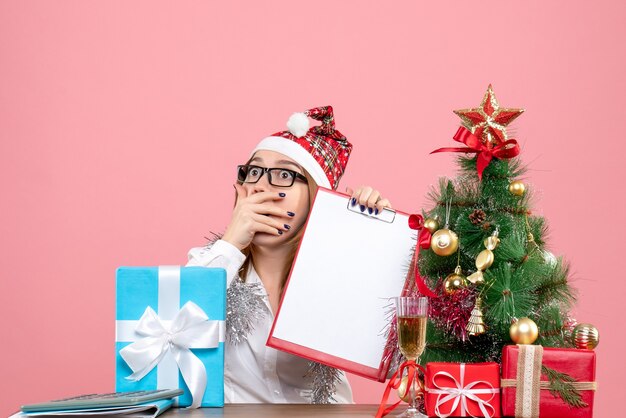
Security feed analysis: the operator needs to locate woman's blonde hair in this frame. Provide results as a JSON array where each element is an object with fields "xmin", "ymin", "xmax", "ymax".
[{"xmin": 237, "ymin": 168, "xmax": 318, "ymax": 292}]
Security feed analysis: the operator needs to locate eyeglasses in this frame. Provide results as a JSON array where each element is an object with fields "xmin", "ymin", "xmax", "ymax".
[{"xmin": 237, "ymin": 164, "xmax": 308, "ymax": 188}]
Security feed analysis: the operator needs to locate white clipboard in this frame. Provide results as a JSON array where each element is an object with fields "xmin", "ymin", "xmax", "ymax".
[{"xmin": 267, "ymin": 187, "xmax": 416, "ymax": 381}]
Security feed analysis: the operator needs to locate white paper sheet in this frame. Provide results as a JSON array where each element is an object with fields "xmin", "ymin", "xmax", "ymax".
[{"xmin": 271, "ymin": 189, "xmax": 415, "ymax": 371}]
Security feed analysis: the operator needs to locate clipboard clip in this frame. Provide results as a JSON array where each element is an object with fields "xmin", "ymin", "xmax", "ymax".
[{"xmin": 346, "ymin": 201, "xmax": 397, "ymax": 223}]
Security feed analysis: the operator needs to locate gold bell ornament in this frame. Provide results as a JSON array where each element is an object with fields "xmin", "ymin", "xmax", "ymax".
[
  {"xmin": 430, "ymin": 199, "xmax": 459, "ymax": 256},
  {"xmin": 467, "ymin": 230, "xmax": 500, "ymax": 285},
  {"xmin": 510, "ymin": 317, "xmax": 539, "ymax": 345},
  {"xmin": 466, "ymin": 297, "xmax": 486, "ymax": 336},
  {"xmin": 572, "ymin": 323, "xmax": 599, "ymax": 350}
]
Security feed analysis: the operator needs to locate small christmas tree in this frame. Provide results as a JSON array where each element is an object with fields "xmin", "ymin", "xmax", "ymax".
[{"xmin": 412, "ymin": 85, "xmax": 577, "ymax": 364}]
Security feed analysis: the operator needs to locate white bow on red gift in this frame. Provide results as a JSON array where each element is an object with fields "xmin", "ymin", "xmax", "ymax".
[
  {"xmin": 119, "ymin": 302, "xmax": 222, "ymax": 409},
  {"xmin": 427, "ymin": 363, "xmax": 499, "ymax": 418}
]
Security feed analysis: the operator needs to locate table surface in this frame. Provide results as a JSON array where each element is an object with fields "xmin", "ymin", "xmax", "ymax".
[{"xmin": 165, "ymin": 404, "xmax": 383, "ymax": 417}]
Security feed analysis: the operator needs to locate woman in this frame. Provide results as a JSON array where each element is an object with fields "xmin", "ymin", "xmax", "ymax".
[{"xmin": 186, "ymin": 106, "xmax": 391, "ymax": 404}]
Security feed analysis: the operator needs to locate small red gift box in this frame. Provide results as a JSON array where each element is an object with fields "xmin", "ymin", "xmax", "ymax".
[
  {"xmin": 501, "ymin": 345, "xmax": 596, "ymax": 418},
  {"xmin": 425, "ymin": 362, "xmax": 501, "ymax": 418}
]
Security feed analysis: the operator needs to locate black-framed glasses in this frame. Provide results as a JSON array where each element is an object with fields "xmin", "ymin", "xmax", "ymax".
[{"xmin": 237, "ymin": 164, "xmax": 308, "ymax": 188}]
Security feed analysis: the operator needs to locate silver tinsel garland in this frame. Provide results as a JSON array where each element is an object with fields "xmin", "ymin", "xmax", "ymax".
[
  {"xmin": 226, "ymin": 277, "xmax": 267, "ymax": 345},
  {"xmin": 381, "ymin": 299, "xmax": 403, "ymax": 378},
  {"xmin": 305, "ymin": 361, "xmax": 341, "ymax": 404},
  {"xmin": 204, "ymin": 233, "xmax": 268, "ymax": 345}
]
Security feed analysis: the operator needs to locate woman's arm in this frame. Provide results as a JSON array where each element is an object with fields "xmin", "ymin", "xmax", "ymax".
[{"xmin": 186, "ymin": 239, "xmax": 246, "ymax": 287}]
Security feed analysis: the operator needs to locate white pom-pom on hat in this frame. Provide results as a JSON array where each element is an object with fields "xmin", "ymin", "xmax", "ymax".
[{"xmin": 286, "ymin": 112, "xmax": 310, "ymax": 138}]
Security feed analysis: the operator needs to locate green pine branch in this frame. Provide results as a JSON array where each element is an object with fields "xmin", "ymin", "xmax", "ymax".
[
  {"xmin": 483, "ymin": 264, "xmax": 538, "ymax": 336},
  {"xmin": 495, "ymin": 229, "xmax": 527, "ymax": 263},
  {"xmin": 535, "ymin": 259, "xmax": 576, "ymax": 308},
  {"xmin": 458, "ymin": 155, "xmax": 526, "ymax": 180},
  {"xmin": 527, "ymin": 215, "xmax": 548, "ymax": 247},
  {"xmin": 419, "ymin": 319, "xmax": 504, "ymax": 364},
  {"xmin": 541, "ymin": 365, "xmax": 588, "ymax": 408},
  {"xmin": 535, "ymin": 303, "xmax": 572, "ymax": 347}
]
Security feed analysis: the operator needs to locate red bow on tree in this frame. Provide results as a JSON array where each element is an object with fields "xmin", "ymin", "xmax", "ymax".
[
  {"xmin": 407, "ymin": 214, "xmax": 437, "ymax": 298},
  {"xmin": 431, "ymin": 126, "xmax": 520, "ymax": 179},
  {"xmin": 409, "ymin": 214, "xmax": 432, "ymax": 250}
]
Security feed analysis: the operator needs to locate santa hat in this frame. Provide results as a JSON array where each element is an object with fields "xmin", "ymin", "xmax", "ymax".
[{"xmin": 252, "ymin": 106, "xmax": 352, "ymax": 190}]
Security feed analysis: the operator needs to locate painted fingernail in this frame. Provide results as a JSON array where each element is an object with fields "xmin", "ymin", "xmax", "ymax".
[
  {"xmin": 351, "ymin": 198, "xmax": 357, "ymax": 206},
  {"xmin": 368, "ymin": 207, "xmax": 373, "ymax": 215},
  {"xmin": 360, "ymin": 205, "xmax": 365, "ymax": 212},
  {"xmin": 278, "ymin": 230, "xmax": 283, "ymax": 235},
  {"xmin": 287, "ymin": 211, "xmax": 295, "ymax": 217},
  {"xmin": 279, "ymin": 192, "xmax": 286, "ymax": 197},
  {"xmin": 375, "ymin": 208, "xmax": 379, "ymax": 215},
  {"xmin": 284, "ymin": 224, "xmax": 291, "ymax": 230}
]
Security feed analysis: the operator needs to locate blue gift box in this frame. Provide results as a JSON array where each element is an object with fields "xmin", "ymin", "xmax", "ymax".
[{"xmin": 115, "ymin": 266, "xmax": 226, "ymax": 407}]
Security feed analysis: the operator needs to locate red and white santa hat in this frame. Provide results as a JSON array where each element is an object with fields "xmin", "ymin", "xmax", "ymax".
[{"xmin": 252, "ymin": 106, "xmax": 352, "ymax": 190}]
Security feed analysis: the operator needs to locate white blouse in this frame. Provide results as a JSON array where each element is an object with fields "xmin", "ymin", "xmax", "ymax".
[{"xmin": 186, "ymin": 239, "xmax": 354, "ymax": 403}]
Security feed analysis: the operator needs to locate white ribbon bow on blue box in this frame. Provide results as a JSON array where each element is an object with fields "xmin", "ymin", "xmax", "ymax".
[{"xmin": 115, "ymin": 266, "xmax": 226, "ymax": 408}]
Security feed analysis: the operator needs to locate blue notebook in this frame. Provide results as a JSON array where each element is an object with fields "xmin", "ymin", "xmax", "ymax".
[{"xmin": 14, "ymin": 398, "xmax": 174, "ymax": 418}]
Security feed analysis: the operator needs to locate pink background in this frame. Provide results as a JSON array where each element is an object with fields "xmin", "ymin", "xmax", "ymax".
[{"xmin": 1, "ymin": 1, "xmax": 623, "ymax": 416}]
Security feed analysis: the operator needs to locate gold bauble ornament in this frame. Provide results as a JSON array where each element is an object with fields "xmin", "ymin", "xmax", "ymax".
[
  {"xmin": 443, "ymin": 266, "xmax": 467, "ymax": 295},
  {"xmin": 423, "ymin": 218, "xmax": 440, "ymax": 234},
  {"xmin": 475, "ymin": 249, "xmax": 495, "ymax": 271},
  {"xmin": 509, "ymin": 180, "xmax": 526, "ymax": 196},
  {"xmin": 467, "ymin": 270, "xmax": 485, "ymax": 285},
  {"xmin": 431, "ymin": 228, "xmax": 459, "ymax": 256},
  {"xmin": 397, "ymin": 375, "xmax": 424, "ymax": 403},
  {"xmin": 572, "ymin": 323, "xmax": 599, "ymax": 350},
  {"xmin": 510, "ymin": 317, "xmax": 539, "ymax": 345}
]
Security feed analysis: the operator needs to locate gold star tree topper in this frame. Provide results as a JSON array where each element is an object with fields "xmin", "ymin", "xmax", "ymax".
[{"xmin": 454, "ymin": 85, "xmax": 524, "ymax": 147}]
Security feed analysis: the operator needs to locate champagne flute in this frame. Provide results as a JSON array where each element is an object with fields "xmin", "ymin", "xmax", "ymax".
[{"xmin": 395, "ymin": 296, "xmax": 428, "ymax": 418}]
